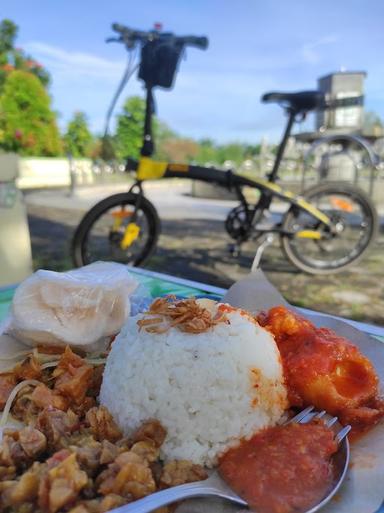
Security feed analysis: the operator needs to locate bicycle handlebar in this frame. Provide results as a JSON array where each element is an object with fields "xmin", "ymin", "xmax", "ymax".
[{"xmin": 110, "ymin": 23, "xmax": 208, "ymax": 50}]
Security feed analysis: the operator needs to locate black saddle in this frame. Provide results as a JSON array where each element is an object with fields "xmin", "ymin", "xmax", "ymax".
[{"xmin": 261, "ymin": 90, "xmax": 324, "ymax": 113}]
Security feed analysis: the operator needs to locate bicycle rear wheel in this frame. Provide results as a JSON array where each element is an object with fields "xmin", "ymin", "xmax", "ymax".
[
  {"xmin": 281, "ymin": 183, "xmax": 378, "ymax": 274},
  {"xmin": 72, "ymin": 193, "xmax": 160, "ymax": 267}
]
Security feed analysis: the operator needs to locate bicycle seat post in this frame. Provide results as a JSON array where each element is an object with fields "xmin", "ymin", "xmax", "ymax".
[{"xmin": 267, "ymin": 109, "xmax": 296, "ymax": 182}]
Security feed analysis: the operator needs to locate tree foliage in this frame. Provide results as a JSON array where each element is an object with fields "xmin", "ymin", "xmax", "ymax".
[
  {"xmin": 64, "ymin": 111, "xmax": 93, "ymax": 157},
  {"xmin": 194, "ymin": 139, "xmax": 216, "ymax": 165},
  {"xmin": 114, "ymin": 96, "xmax": 180, "ymax": 161},
  {"xmin": 0, "ymin": 19, "xmax": 50, "ymax": 91},
  {"xmin": 160, "ymin": 138, "xmax": 199, "ymax": 162},
  {"xmin": 0, "ymin": 19, "xmax": 16, "ymax": 54},
  {"xmin": 113, "ymin": 94, "xmax": 263, "ymax": 167},
  {"xmin": 0, "ymin": 70, "xmax": 62, "ymax": 155},
  {"xmin": 114, "ymin": 96, "xmax": 146, "ymax": 160}
]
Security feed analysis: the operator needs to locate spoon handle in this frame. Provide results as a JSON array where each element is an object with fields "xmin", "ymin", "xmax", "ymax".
[{"xmin": 109, "ymin": 480, "xmax": 244, "ymax": 513}]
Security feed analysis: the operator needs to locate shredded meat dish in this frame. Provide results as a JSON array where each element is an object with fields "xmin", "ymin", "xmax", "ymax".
[{"xmin": 0, "ymin": 346, "xmax": 207, "ymax": 513}]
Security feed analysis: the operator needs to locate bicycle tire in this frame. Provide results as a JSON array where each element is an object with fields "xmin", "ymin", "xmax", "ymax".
[
  {"xmin": 281, "ymin": 182, "xmax": 378, "ymax": 274},
  {"xmin": 72, "ymin": 192, "xmax": 160, "ymax": 268}
]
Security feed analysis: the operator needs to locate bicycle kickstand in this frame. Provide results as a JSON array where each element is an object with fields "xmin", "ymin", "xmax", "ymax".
[{"xmin": 251, "ymin": 234, "xmax": 275, "ymax": 272}]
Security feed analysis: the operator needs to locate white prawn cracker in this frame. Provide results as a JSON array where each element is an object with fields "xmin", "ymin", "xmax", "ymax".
[{"xmin": 6, "ymin": 262, "xmax": 138, "ymax": 351}]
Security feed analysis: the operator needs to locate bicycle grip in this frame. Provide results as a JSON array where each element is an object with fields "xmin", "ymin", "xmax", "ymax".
[
  {"xmin": 182, "ymin": 36, "xmax": 209, "ymax": 49},
  {"xmin": 112, "ymin": 23, "xmax": 128, "ymax": 34}
]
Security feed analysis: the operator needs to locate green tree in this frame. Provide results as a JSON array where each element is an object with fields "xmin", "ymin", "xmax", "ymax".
[
  {"xmin": 195, "ymin": 138, "xmax": 218, "ymax": 164},
  {"xmin": 244, "ymin": 144, "xmax": 261, "ymax": 158},
  {"xmin": 115, "ymin": 96, "xmax": 145, "ymax": 160},
  {"xmin": 153, "ymin": 119, "xmax": 177, "ymax": 160},
  {"xmin": 159, "ymin": 138, "xmax": 199, "ymax": 163},
  {"xmin": 64, "ymin": 111, "xmax": 93, "ymax": 157},
  {"xmin": 155, "ymin": 119, "xmax": 176, "ymax": 144},
  {"xmin": 0, "ymin": 70, "xmax": 61, "ymax": 155},
  {"xmin": 0, "ymin": 19, "xmax": 50, "ymax": 91},
  {"xmin": 216, "ymin": 143, "xmax": 245, "ymax": 166},
  {"xmin": 0, "ymin": 19, "xmax": 16, "ymax": 54},
  {"xmin": 114, "ymin": 96, "xmax": 174, "ymax": 160}
]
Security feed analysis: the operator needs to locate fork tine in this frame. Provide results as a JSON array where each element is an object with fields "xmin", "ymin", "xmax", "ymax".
[
  {"xmin": 336, "ymin": 425, "xmax": 352, "ymax": 444},
  {"xmin": 325, "ymin": 416, "xmax": 338, "ymax": 428},
  {"xmin": 299, "ymin": 412, "xmax": 317, "ymax": 424},
  {"xmin": 313, "ymin": 410, "xmax": 326, "ymax": 420},
  {"xmin": 288, "ymin": 405, "xmax": 314, "ymax": 424},
  {"xmin": 287, "ymin": 407, "xmax": 351, "ymax": 445}
]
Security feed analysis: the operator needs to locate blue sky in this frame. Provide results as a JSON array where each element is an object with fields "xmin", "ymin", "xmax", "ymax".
[{"xmin": 3, "ymin": 0, "xmax": 384, "ymax": 143}]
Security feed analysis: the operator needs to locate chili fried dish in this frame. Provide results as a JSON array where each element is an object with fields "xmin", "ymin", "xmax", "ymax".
[
  {"xmin": 219, "ymin": 420, "xmax": 338, "ymax": 513},
  {"xmin": 258, "ymin": 306, "xmax": 384, "ymax": 431}
]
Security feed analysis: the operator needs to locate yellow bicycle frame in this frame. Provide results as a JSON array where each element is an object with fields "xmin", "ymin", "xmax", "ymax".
[{"xmin": 134, "ymin": 157, "xmax": 331, "ymax": 239}]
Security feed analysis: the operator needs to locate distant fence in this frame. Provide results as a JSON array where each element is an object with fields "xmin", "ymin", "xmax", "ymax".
[{"xmin": 2, "ymin": 149, "xmax": 383, "ymax": 207}]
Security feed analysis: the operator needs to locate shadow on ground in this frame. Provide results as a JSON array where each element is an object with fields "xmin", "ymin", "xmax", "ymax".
[{"xmin": 27, "ymin": 204, "xmax": 384, "ymax": 325}]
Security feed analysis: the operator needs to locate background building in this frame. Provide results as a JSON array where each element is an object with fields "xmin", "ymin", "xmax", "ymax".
[{"xmin": 316, "ymin": 71, "xmax": 366, "ymax": 133}]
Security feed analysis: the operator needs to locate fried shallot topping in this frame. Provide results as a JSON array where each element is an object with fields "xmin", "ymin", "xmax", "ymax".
[{"xmin": 137, "ymin": 297, "xmax": 228, "ymax": 334}]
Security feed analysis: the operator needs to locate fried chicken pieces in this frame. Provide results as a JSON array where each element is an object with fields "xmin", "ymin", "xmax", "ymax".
[
  {"xmin": 0, "ymin": 408, "xmax": 206, "ymax": 513},
  {"xmin": 258, "ymin": 306, "xmax": 384, "ymax": 430},
  {"xmin": 0, "ymin": 347, "xmax": 207, "ymax": 513}
]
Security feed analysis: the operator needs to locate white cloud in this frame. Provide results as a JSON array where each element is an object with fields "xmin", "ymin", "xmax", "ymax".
[
  {"xmin": 21, "ymin": 41, "xmax": 144, "ymax": 134},
  {"xmin": 24, "ymin": 41, "xmax": 126, "ymax": 79},
  {"xmin": 301, "ymin": 34, "xmax": 339, "ymax": 64},
  {"xmin": 19, "ymin": 40, "xmax": 313, "ymax": 143}
]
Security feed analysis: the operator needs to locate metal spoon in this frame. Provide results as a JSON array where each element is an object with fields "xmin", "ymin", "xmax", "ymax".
[{"xmin": 109, "ymin": 406, "xmax": 351, "ymax": 513}]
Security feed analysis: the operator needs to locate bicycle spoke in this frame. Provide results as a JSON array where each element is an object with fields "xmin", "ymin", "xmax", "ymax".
[
  {"xmin": 85, "ymin": 204, "xmax": 150, "ymax": 264},
  {"xmin": 283, "ymin": 187, "xmax": 375, "ymax": 272}
]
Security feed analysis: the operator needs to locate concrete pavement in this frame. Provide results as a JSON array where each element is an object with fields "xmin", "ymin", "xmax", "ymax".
[{"xmin": 24, "ymin": 182, "xmax": 238, "ymax": 221}]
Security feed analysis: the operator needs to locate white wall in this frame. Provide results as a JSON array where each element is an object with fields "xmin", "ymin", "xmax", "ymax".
[
  {"xmin": 16, "ymin": 157, "xmax": 94, "ymax": 189},
  {"xmin": 0, "ymin": 186, "xmax": 32, "ymax": 287}
]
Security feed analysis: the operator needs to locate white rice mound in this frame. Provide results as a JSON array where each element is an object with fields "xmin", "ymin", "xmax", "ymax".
[{"xmin": 100, "ymin": 301, "xmax": 287, "ymax": 467}]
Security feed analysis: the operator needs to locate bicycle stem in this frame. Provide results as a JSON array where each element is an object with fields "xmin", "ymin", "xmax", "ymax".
[{"xmin": 141, "ymin": 86, "xmax": 155, "ymax": 157}]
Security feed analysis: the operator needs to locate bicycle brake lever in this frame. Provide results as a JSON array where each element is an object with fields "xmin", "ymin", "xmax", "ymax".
[{"xmin": 106, "ymin": 37, "xmax": 121, "ymax": 43}]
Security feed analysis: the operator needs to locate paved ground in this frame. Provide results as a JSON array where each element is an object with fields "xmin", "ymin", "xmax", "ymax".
[{"xmin": 25, "ymin": 182, "xmax": 384, "ymax": 325}]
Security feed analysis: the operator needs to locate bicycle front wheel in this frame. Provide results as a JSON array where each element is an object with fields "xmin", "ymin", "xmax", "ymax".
[
  {"xmin": 72, "ymin": 193, "xmax": 160, "ymax": 267},
  {"xmin": 281, "ymin": 183, "xmax": 378, "ymax": 274}
]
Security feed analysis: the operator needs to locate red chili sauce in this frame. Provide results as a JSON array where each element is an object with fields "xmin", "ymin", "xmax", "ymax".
[{"xmin": 219, "ymin": 422, "xmax": 338, "ymax": 513}]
